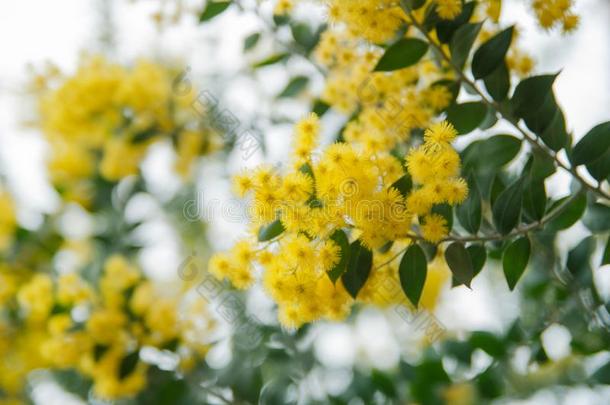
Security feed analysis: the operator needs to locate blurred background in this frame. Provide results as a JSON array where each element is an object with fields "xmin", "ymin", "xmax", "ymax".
[{"xmin": 1, "ymin": 0, "xmax": 610, "ymax": 403}]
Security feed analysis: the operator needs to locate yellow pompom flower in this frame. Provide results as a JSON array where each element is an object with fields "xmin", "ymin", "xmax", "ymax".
[
  {"xmin": 436, "ymin": 0, "xmax": 463, "ymax": 20},
  {"xmin": 421, "ymin": 214, "xmax": 449, "ymax": 243}
]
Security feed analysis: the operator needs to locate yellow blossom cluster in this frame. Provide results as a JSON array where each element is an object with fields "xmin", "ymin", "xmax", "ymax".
[
  {"xmin": 0, "ymin": 192, "xmax": 16, "ymax": 252},
  {"xmin": 0, "ymin": 255, "xmax": 215, "ymax": 402},
  {"xmin": 210, "ymin": 114, "xmax": 466, "ymax": 328},
  {"xmin": 36, "ymin": 56, "xmax": 220, "ymax": 207},
  {"xmin": 532, "ymin": 0, "xmax": 579, "ymax": 33}
]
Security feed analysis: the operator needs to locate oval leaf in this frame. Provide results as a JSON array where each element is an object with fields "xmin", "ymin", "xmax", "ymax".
[
  {"xmin": 327, "ymin": 229, "xmax": 350, "ymax": 283},
  {"xmin": 456, "ymin": 174, "xmax": 481, "ymax": 234},
  {"xmin": 572, "ymin": 122, "xmax": 610, "ymax": 166},
  {"xmin": 502, "ymin": 236, "xmax": 531, "ymax": 291},
  {"xmin": 449, "ymin": 22, "xmax": 483, "ymax": 70},
  {"xmin": 446, "ymin": 102, "xmax": 488, "ymax": 135},
  {"xmin": 492, "ymin": 177, "xmax": 524, "ymax": 234},
  {"xmin": 472, "ymin": 26, "xmax": 514, "ymax": 79},
  {"xmin": 399, "ymin": 244, "xmax": 428, "ymax": 307},
  {"xmin": 445, "ymin": 242, "xmax": 474, "ymax": 288},
  {"xmin": 199, "ymin": 1, "xmax": 232, "ymax": 22},
  {"xmin": 374, "ymin": 38, "xmax": 429, "ymax": 72},
  {"xmin": 258, "ymin": 219, "xmax": 285, "ymax": 242},
  {"xmin": 341, "ymin": 240, "xmax": 373, "ymax": 298}
]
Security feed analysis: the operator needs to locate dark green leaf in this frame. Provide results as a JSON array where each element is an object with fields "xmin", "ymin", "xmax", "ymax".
[
  {"xmin": 470, "ymin": 331, "xmax": 506, "ymax": 358},
  {"xmin": 523, "ymin": 173, "xmax": 546, "ymax": 221},
  {"xmin": 585, "ymin": 148, "xmax": 610, "ymax": 181},
  {"xmin": 583, "ymin": 203, "xmax": 610, "ymax": 233},
  {"xmin": 547, "ymin": 194, "xmax": 587, "ymax": 231},
  {"xmin": 449, "ymin": 22, "xmax": 483, "ymax": 70},
  {"xmin": 445, "ymin": 242, "xmax": 474, "ymax": 287},
  {"xmin": 199, "ymin": 1, "xmax": 231, "ymax": 22},
  {"xmin": 463, "ymin": 135, "xmax": 522, "ymax": 170},
  {"xmin": 502, "ymin": 236, "xmax": 531, "ymax": 290},
  {"xmin": 341, "ymin": 240, "xmax": 373, "ymax": 298},
  {"xmin": 437, "ymin": 2, "xmax": 477, "ymax": 43},
  {"xmin": 484, "ymin": 62, "xmax": 510, "ymax": 101},
  {"xmin": 312, "ymin": 99, "xmax": 330, "ymax": 116},
  {"xmin": 571, "ymin": 122, "xmax": 610, "ymax": 166},
  {"xmin": 602, "ymin": 237, "xmax": 610, "ymax": 266},
  {"xmin": 277, "ymin": 76, "xmax": 309, "ymax": 98},
  {"xmin": 567, "ymin": 236, "xmax": 594, "ymax": 277},
  {"xmin": 456, "ymin": 174, "xmax": 481, "ymax": 234},
  {"xmin": 468, "ymin": 244, "xmax": 487, "ymax": 277},
  {"xmin": 592, "ymin": 362, "xmax": 610, "ymax": 384},
  {"xmin": 399, "ymin": 244, "xmax": 428, "ymax": 307},
  {"xmin": 512, "ymin": 74, "xmax": 558, "ymax": 119},
  {"xmin": 118, "ymin": 350, "xmax": 140, "ymax": 379},
  {"xmin": 258, "ymin": 219, "xmax": 285, "ymax": 241},
  {"xmin": 390, "ymin": 174, "xmax": 413, "ymax": 197},
  {"xmin": 445, "ymin": 102, "xmax": 488, "ymax": 134},
  {"xmin": 432, "ymin": 203, "xmax": 454, "ymax": 231},
  {"xmin": 244, "ymin": 32, "xmax": 261, "ymax": 51},
  {"xmin": 492, "ymin": 177, "xmax": 524, "ymax": 234},
  {"xmin": 472, "ymin": 26, "xmax": 514, "ymax": 79},
  {"xmin": 328, "ymin": 229, "xmax": 350, "ymax": 283},
  {"xmin": 539, "ymin": 106, "xmax": 568, "ymax": 151},
  {"xmin": 374, "ymin": 38, "xmax": 429, "ymax": 72}
]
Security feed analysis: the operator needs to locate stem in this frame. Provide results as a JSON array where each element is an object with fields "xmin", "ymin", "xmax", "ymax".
[
  {"xmin": 374, "ymin": 191, "xmax": 583, "ymax": 271},
  {"xmin": 400, "ymin": 4, "xmax": 610, "ymax": 201}
]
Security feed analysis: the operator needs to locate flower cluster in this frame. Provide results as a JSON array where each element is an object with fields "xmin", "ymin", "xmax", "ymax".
[
  {"xmin": 0, "ymin": 192, "xmax": 16, "ymax": 253},
  {"xmin": 35, "ymin": 56, "xmax": 220, "ymax": 207},
  {"xmin": 532, "ymin": 0, "xmax": 579, "ymax": 33},
  {"xmin": 210, "ymin": 114, "xmax": 466, "ymax": 328},
  {"xmin": 0, "ymin": 254, "xmax": 215, "ymax": 402}
]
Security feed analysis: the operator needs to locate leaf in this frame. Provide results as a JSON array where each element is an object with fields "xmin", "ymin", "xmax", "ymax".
[
  {"xmin": 582, "ymin": 203, "xmax": 610, "ymax": 233},
  {"xmin": 437, "ymin": 2, "xmax": 477, "ymax": 43},
  {"xmin": 456, "ymin": 174, "xmax": 481, "ymax": 234},
  {"xmin": 547, "ymin": 194, "xmax": 587, "ymax": 231},
  {"xmin": 374, "ymin": 38, "xmax": 429, "ymax": 72},
  {"xmin": 492, "ymin": 177, "xmax": 525, "ymax": 234},
  {"xmin": 258, "ymin": 219, "xmax": 285, "ymax": 242},
  {"xmin": 341, "ymin": 240, "xmax": 373, "ymax": 298},
  {"xmin": 511, "ymin": 74, "xmax": 558, "ymax": 119},
  {"xmin": 252, "ymin": 53, "xmax": 289, "ymax": 68},
  {"xmin": 462, "ymin": 135, "xmax": 522, "ymax": 171},
  {"xmin": 244, "ymin": 32, "xmax": 260, "ymax": 51},
  {"xmin": 470, "ymin": 331, "xmax": 506, "ymax": 358},
  {"xmin": 432, "ymin": 203, "xmax": 454, "ymax": 230},
  {"xmin": 312, "ymin": 99, "xmax": 330, "ymax": 116},
  {"xmin": 445, "ymin": 102, "xmax": 488, "ymax": 134},
  {"xmin": 450, "ymin": 22, "xmax": 483, "ymax": 70},
  {"xmin": 483, "ymin": 62, "xmax": 510, "ymax": 101},
  {"xmin": 445, "ymin": 242, "xmax": 474, "ymax": 287},
  {"xmin": 602, "ymin": 237, "xmax": 610, "ymax": 266},
  {"xmin": 539, "ymin": 107, "xmax": 568, "ymax": 152},
  {"xmin": 199, "ymin": 1, "xmax": 231, "ymax": 22},
  {"xmin": 468, "ymin": 244, "xmax": 487, "ymax": 277},
  {"xmin": 399, "ymin": 244, "xmax": 428, "ymax": 307},
  {"xmin": 472, "ymin": 26, "xmax": 514, "ymax": 79},
  {"xmin": 522, "ymin": 166, "xmax": 547, "ymax": 221},
  {"xmin": 571, "ymin": 122, "xmax": 610, "ymax": 166},
  {"xmin": 327, "ymin": 229, "xmax": 350, "ymax": 283},
  {"xmin": 592, "ymin": 361, "xmax": 610, "ymax": 384},
  {"xmin": 390, "ymin": 174, "xmax": 413, "ymax": 197},
  {"xmin": 277, "ymin": 76, "xmax": 309, "ymax": 98},
  {"xmin": 502, "ymin": 236, "xmax": 531, "ymax": 290},
  {"xmin": 585, "ymin": 148, "xmax": 610, "ymax": 181},
  {"xmin": 566, "ymin": 236, "xmax": 594, "ymax": 277},
  {"xmin": 119, "ymin": 350, "xmax": 140, "ymax": 379}
]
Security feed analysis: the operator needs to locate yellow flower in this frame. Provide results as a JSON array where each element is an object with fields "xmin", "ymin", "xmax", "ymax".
[
  {"xmin": 436, "ymin": 0, "xmax": 463, "ymax": 20},
  {"xmin": 421, "ymin": 214, "xmax": 449, "ymax": 243}
]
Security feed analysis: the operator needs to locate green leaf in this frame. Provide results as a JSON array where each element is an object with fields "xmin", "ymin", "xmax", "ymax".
[
  {"xmin": 502, "ymin": 236, "xmax": 531, "ymax": 291},
  {"xmin": 567, "ymin": 236, "xmax": 594, "ymax": 277},
  {"xmin": 571, "ymin": 122, "xmax": 610, "ymax": 166},
  {"xmin": 583, "ymin": 203, "xmax": 610, "ymax": 233},
  {"xmin": 450, "ymin": 22, "xmax": 483, "ymax": 70},
  {"xmin": 483, "ymin": 62, "xmax": 510, "ymax": 101},
  {"xmin": 602, "ymin": 237, "xmax": 610, "ymax": 266},
  {"xmin": 585, "ymin": 148, "xmax": 610, "ymax": 181},
  {"xmin": 522, "ymin": 169, "xmax": 547, "ymax": 221},
  {"xmin": 512, "ymin": 74, "xmax": 558, "ymax": 118},
  {"xmin": 199, "ymin": 1, "xmax": 231, "ymax": 22},
  {"xmin": 470, "ymin": 331, "xmax": 506, "ymax": 358},
  {"xmin": 399, "ymin": 244, "xmax": 428, "ymax": 307},
  {"xmin": 462, "ymin": 135, "xmax": 522, "ymax": 171},
  {"xmin": 119, "ymin": 350, "xmax": 140, "ymax": 379},
  {"xmin": 374, "ymin": 38, "xmax": 429, "ymax": 72},
  {"xmin": 539, "ymin": 106, "xmax": 568, "ymax": 152},
  {"xmin": 432, "ymin": 203, "xmax": 454, "ymax": 231},
  {"xmin": 445, "ymin": 242, "xmax": 474, "ymax": 287},
  {"xmin": 592, "ymin": 361, "xmax": 610, "ymax": 384},
  {"xmin": 390, "ymin": 174, "xmax": 413, "ymax": 197},
  {"xmin": 445, "ymin": 102, "xmax": 488, "ymax": 135},
  {"xmin": 312, "ymin": 99, "xmax": 330, "ymax": 116},
  {"xmin": 472, "ymin": 26, "xmax": 514, "ymax": 79},
  {"xmin": 244, "ymin": 32, "xmax": 261, "ymax": 51},
  {"xmin": 468, "ymin": 244, "xmax": 487, "ymax": 277},
  {"xmin": 437, "ymin": 2, "xmax": 477, "ymax": 43},
  {"xmin": 341, "ymin": 240, "xmax": 373, "ymax": 298},
  {"xmin": 492, "ymin": 177, "xmax": 524, "ymax": 234},
  {"xmin": 252, "ymin": 53, "xmax": 289, "ymax": 68},
  {"xmin": 547, "ymin": 194, "xmax": 587, "ymax": 231},
  {"xmin": 258, "ymin": 219, "xmax": 285, "ymax": 242},
  {"xmin": 277, "ymin": 76, "xmax": 309, "ymax": 98},
  {"xmin": 456, "ymin": 174, "xmax": 481, "ymax": 234},
  {"xmin": 327, "ymin": 229, "xmax": 350, "ymax": 283}
]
